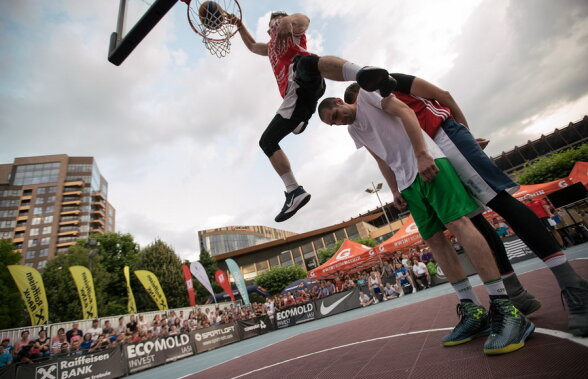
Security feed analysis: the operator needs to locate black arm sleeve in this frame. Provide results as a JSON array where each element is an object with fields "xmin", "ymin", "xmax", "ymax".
[{"xmin": 391, "ymin": 73, "xmax": 416, "ymax": 94}]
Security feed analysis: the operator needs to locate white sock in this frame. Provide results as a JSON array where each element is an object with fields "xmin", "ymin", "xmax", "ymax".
[
  {"xmin": 280, "ymin": 172, "xmax": 298, "ymax": 193},
  {"xmin": 342, "ymin": 62, "xmax": 362, "ymax": 82},
  {"xmin": 452, "ymin": 278, "xmax": 481, "ymax": 305}
]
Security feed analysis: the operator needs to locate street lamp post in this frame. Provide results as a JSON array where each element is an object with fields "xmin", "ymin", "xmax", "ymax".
[{"xmin": 365, "ymin": 182, "xmax": 394, "ymax": 234}]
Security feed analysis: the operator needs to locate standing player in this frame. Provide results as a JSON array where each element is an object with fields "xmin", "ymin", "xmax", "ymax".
[
  {"xmin": 228, "ymin": 11, "xmax": 396, "ymax": 222},
  {"xmin": 318, "ymin": 92, "xmax": 535, "ymax": 355},
  {"xmin": 344, "ymin": 76, "xmax": 588, "ymax": 336}
]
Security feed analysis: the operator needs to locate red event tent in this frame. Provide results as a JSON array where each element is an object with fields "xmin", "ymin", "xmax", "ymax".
[{"xmin": 309, "ymin": 240, "xmax": 379, "ymax": 280}]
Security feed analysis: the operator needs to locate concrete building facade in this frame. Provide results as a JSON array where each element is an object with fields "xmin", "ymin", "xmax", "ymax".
[{"xmin": 0, "ymin": 155, "xmax": 115, "ymax": 269}]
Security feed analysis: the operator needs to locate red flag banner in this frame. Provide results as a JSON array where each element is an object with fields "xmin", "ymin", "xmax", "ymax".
[
  {"xmin": 182, "ymin": 264, "xmax": 196, "ymax": 306},
  {"xmin": 215, "ymin": 269, "xmax": 235, "ymax": 302}
]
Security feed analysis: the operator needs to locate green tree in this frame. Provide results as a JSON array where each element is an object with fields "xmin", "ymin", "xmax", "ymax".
[
  {"xmin": 77, "ymin": 233, "xmax": 140, "ymax": 316},
  {"xmin": 255, "ymin": 265, "xmax": 307, "ymax": 295},
  {"xmin": 0, "ymin": 239, "xmax": 26, "ymax": 329},
  {"xmin": 192, "ymin": 249, "xmax": 225, "ymax": 304},
  {"xmin": 317, "ymin": 237, "xmax": 379, "ymax": 264},
  {"xmin": 133, "ymin": 239, "xmax": 185, "ymax": 311},
  {"xmin": 515, "ymin": 144, "xmax": 588, "ymax": 184},
  {"xmin": 42, "ymin": 245, "xmax": 108, "ymax": 322}
]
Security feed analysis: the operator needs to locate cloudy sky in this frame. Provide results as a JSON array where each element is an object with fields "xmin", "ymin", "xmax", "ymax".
[{"xmin": 1, "ymin": 0, "xmax": 587, "ymax": 261}]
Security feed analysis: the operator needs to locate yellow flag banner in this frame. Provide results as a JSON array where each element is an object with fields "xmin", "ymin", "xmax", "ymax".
[
  {"xmin": 124, "ymin": 266, "xmax": 137, "ymax": 314},
  {"xmin": 7, "ymin": 265, "xmax": 49, "ymax": 326},
  {"xmin": 134, "ymin": 270, "xmax": 168, "ymax": 310},
  {"xmin": 68, "ymin": 266, "xmax": 98, "ymax": 320}
]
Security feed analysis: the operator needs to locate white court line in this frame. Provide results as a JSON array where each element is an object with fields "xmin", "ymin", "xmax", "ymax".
[{"xmin": 226, "ymin": 327, "xmax": 588, "ymax": 379}]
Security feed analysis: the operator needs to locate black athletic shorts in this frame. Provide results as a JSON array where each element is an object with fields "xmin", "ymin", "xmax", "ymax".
[{"xmin": 259, "ymin": 55, "xmax": 326, "ymax": 156}]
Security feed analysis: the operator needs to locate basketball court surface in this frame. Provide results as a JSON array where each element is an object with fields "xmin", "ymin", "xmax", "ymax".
[{"xmin": 128, "ymin": 244, "xmax": 588, "ymax": 379}]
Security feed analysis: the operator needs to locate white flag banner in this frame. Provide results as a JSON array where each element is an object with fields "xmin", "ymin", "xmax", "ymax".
[{"xmin": 190, "ymin": 261, "xmax": 216, "ymax": 302}]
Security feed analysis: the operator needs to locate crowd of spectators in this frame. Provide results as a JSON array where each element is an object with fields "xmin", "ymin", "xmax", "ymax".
[{"xmin": 0, "ymin": 305, "xmax": 272, "ymax": 367}]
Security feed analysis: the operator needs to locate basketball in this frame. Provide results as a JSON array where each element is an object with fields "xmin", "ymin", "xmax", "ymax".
[{"xmin": 198, "ymin": 1, "xmax": 224, "ymax": 30}]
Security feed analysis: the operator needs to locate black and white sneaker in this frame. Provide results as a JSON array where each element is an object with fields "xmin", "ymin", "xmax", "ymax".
[
  {"xmin": 275, "ymin": 186, "xmax": 311, "ymax": 222},
  {"xmin": 356, "ymin": 66, "xmax": 397, "ymax": 97}
]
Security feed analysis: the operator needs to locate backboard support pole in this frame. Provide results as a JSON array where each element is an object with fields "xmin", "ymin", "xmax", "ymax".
[{"xmin": 108, "ymin": 0, "xmax": 178, "ymax": 66}]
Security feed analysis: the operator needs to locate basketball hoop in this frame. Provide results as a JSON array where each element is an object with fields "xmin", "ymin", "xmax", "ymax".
[{"xmin": 181, "ymin": 0, "xmax": 242, "ymax": 58}]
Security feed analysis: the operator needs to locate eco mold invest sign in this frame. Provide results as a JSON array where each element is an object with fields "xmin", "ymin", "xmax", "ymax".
[
  {"xmin": 124, "ymin": 334, "xmax": 194, "ymax": 374},
  {"xmin": 274, "ymin": 302, "xmax": 319, "ymax": 329},
  {"xmin": 17, "ymin": 347, "xmax": 123, "ymax": 379}
]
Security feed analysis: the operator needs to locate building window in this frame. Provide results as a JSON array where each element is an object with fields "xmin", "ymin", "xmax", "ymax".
[
  {"xmin": 293, "ymin": 250, "xmax": 304, "ymax": 267},
  {"xmin": 30, "ymin": 228, "xmax": 39, "ymax": 236},
  {"xmin": 48, "ymin": 186, "xmax": 56, "ymax": 193},
  {"xmin": 43, "ymin": 215, "xmax": 53, "ymax": 224},
  {"xmin": 0, "ymin": 220, "xmax": 16, "ymax": 228},
  {"xmin": 1, "ymin": 231, "xmax": 12, "ymax": 239},
  {"xmin": 256, "ymin": 260, "xmax": 269, "ymax": 273},
  {"xmin": 32, "ymin": 217, "xmax": 41, "ymax": 225},
  {"xmin": 28, "ymin": 239, "xmax": 38, "ymax": 248},
  {"xmin": 46, "ymin": 196, "xmax": 55, "ymax": 203},
  {"xmin": 35, "ymin": 197, "xmax": 45, "ymax": 205},
  {"xmin": 25, "ymin": 263, "xmax": 34, "ymax": 267},
  {"xmin": 13, "ymin": 162, "xmax": 60, "ymax": 186},
  {"xmin": 269, "ymin": 256, "xmax": 279, "ymax": 267},
  {"xmin": 39, "ymin": 248, "xmax": 48, "ymax": 257},
  {"xmin": 0, "ymin": 210, "xmax": 17, "ymax": 218},
  {"xmin": 37, "ymin": 187, "xmax": 46, "ymax": 195},
  {"xmin": 42, "ymin": 226, "xmax": 52, "ymax": 235},
  {"xmin": 26, "ymin": 251, "xmax": 35, "ymax": 259},
  {"xmin": 242, "ymin": 264, "xmax": 256, "ymax": 280},
  {"xmin": 280, "ymin": 251, "xmax": 293, "ymax": 266},
  {"xmin": 44, "ymin": 206, "xmax": 54, "ymax": 214},
  {"xmin": 37, "ymin": 260, "xmax": 47, "ymax": 269},
  {"xmin": 40, "ymin": 237, "xmax": 50, "ymax": 246},
  {"xmin": 0, "ymin": 200, "xmax": 18, "ymax": 207},
  {"xmin": 33, "ymin": 207, "xmax": 42, "ymax": 215}
]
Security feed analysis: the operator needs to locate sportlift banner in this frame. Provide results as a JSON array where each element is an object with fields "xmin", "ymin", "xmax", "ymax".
[
  {"xmin": 16, "ymin": 346, "xmax": 124, "ymax": 379},
  {"xmin": 7, "ymin": 265, "xmax": 49, "ymax": 326},
  {"xmin": 68, "ymin": 266, "xmax": 98, "ymax": 320},
  {"xmin": 191, "ymin": 322, "xmax": 240, "ymax": 353},
  {"xmin": 237, "ymin": 315, "xmax": 274, "ymax": 340},
  {"xmin": 274, "ymin": 301, "xmax": 320, "ymax": 329},
  {"xmin": 124, "ymin": 334, "xmax": 194, "ymax": 374},
  {"xmin": 314, "ymin": 288, "xmax": 361, "ymax": 318},
  {"xmin": 134, "ymin": 270, "xmax": 168, "ymax": 310}
]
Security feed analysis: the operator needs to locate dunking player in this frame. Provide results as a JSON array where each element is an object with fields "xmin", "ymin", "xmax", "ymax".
[
  {"xmin": 227, "ymin": 11, "xmax": 396, "ymax": 222},
  {"xmin": 345, "ymin": 78, "xmax": 588, "ymax": 337},
  {"xmin": 318, "ymin": 92, "xmax": 535, "ymax": 355}
]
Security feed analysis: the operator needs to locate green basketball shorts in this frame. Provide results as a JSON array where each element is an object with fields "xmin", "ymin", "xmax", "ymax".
[{"xmin": 401, "ymin": 158, "xmax": 479, "ymax": 240}]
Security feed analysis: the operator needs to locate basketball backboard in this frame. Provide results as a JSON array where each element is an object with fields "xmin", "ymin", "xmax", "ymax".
[{"xmin": 108, "ymin": 0, "xmax": 179, "ymax": 66}]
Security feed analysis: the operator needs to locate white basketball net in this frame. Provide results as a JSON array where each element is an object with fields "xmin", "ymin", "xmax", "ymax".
[{"xmin": 185, "ymin": 0, "xmax": 241, "ymax": 58}]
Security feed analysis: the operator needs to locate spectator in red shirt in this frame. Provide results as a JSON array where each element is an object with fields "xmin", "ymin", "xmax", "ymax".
[{"xmin": 523, "ymin": 195, "xmax": 564, "ymax": 248}]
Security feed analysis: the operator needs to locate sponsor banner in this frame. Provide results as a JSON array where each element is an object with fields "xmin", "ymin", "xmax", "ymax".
[
  {"xmin": 0, "ymin": 365, "xmax": 16, "ymax": 379},
  {"xmin": 215, "ymin": 269, "xmax": 235, "ymax": 302},
  {"xmin": 7, "ymin": 265, "xmax": 49, "ymax": 325},
  {"xmin": 237, "ymin": 316, "xmax": 273, "ymax": 340},
  {"xmin": 190, "ymin": 262, "xmax": 215, "ymax": 301},
  {"xmin": 123, "ymin": 266, "xmax": 137, "ymax": 314},
  {"xmin": 225, "ymin": 259, "xmax": 250, "ymax": 305},
  {"xmin": 68, "ymin": 266, "xmax": 98, "ymax": 320},
  {"xmin": 16, "ymin": 346, "xmax": 123, "ymax": 379},
  {"xmin": 124, "ymin": 334, "xmax": 194, "ymax": 374},
  {"xmin": 274, "ymin": 302, "xmax": 319, "ymax": 329},
  {"xmin": 182, "ymin": 264, "xmax": 196, "ymax": 306},
  {"xmin": 134, "ymin": 270, "xmax": 168, "ymax": 310},
  {"xmin": 314, "ymin": 288, "xmax": 361, "ymax": 318},
  {"xmin": 191, "ymin": 322, "xmax": 240, "ymax": 353}
]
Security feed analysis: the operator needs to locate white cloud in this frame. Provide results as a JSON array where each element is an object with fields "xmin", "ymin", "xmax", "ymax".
[{"xmin": 1, "ymin": 0, "xmax": 586, "ymax": 262}]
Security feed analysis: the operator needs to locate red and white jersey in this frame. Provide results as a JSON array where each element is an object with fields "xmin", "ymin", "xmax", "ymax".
[
  {"xmin": 267, "ymin": 18, "xmax": 315, "ymax": 98},
  {"xmin": 394, "ymin": 91, "xmax": 452, "ymax": 138}
]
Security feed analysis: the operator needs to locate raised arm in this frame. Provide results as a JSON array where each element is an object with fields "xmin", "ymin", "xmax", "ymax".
[
  {"xmin": 381, "ymin": 96, "xmax": 439, "ymax": 183},
  {"xmin": 228, "ymin": 15, "xmax": 268, "ymax": 56},
  {"xmin": 408, "ymin": 77, "xmax": 469, "ymax": 128}
]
